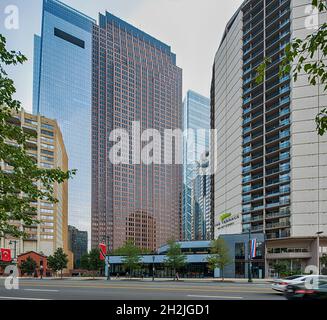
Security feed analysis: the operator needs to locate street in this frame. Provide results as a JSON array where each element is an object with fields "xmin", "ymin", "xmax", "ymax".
[{"xmin": 0, "ymin": 279, "xmax": 285, "ymax": 300}]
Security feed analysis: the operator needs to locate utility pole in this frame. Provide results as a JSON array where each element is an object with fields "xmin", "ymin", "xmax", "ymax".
[
  {"xmin": 248, "ymin": 229, "xmax": 253, "ymax": 283},
  {"xmin": 106, "ymin": 236, "xmax": 110, "ymax": 280},
  {"xmin": 9, "ymin": 240, "xmax": 17, "ymax": 261},
  {"xmin": 317, "ymin": 231, "xmax": 324, "ymax": 274},
  {"xmin": 152, "ymin": 253, "xmax": 155, "ymax": 281}
]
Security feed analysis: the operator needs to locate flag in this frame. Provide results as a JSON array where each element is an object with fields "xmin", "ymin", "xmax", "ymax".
[
  {"xmin": 251, "ymin": 239, "xmax": 257, "ymax": 259},
  {"xmin": 1, "ymin": 248, "xmax": 11, "ymax": 262},
  {"xmin": 99, "ymin": 243, "xmax": 107, "ymax": 261}
]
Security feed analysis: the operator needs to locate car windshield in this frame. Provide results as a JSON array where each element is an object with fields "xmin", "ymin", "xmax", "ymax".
[{"xmin": 283, "ymin": 276, "xmax": 302, "ymax": 280}]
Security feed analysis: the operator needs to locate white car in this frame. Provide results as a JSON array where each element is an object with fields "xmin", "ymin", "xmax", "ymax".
[{"xmin": 272, "ymin": 275, "xmax": 327, "ymax": 293}]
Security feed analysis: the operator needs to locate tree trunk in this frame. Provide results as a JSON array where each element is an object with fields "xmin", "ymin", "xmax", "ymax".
[{"xmin": 61, "ymin": 269, "xmax": 63, "ymax": 279}]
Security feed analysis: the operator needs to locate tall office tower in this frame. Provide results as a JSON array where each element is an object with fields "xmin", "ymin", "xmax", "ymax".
[
  {"xmin": 68, "ymin": 225, "xmax": 88, "ymax": 268},
  {"xmin": 1, "ymin": 110, "xmax": 73, "ymax": 268},
  {"xmin": 33, "ymin": 0, "xmax": 95, "ymax": 238},
  {"xmin": 182, "ymin": 91, "xmax": 210, "ymax": 240},
  {"xmin": 211, "ymin": 0, "xmax": 327, "ymax": 274},
  {"xmin": 92, "ymin": 13, "xmax": 183, "ymax": 251},
  {"xmin": 192, "ymin": 152, "xmax": 213, "ymax": 240}
]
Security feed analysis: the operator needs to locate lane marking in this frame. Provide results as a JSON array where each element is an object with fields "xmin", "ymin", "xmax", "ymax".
[
  {"xmin": 188, "ymin": 295, "xmax": 243, "ymax": 300},
  {"xmin": 0, "ymin": 296, "xmax": 51, "ymax": 300},
  {"xmin": 15, "ymin": 283, "xmax": 271, "ymax": 294},
  {"xmin": 24, "ymin": 289, "xmax": 59, "ymax": 292}
]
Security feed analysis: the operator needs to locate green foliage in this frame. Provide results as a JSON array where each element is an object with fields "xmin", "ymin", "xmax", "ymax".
[
  {"xmin": 19, "ymin": 256, "xmax": 37, "ymax": 276},
  {"xmin": 255, "ymin": 57, "xmax": 271, "ymax": 85},
  {"xmin": 80, "ymin": 249, "xmax": 104, "ymax": 277},
  {"xmin": 256, "ymin": 0, "xmax": 327, "ymax": 136},
  {"xmin": 273, "ymin": 262, "xmax": 289, "ymax": 277},
  {"xmin": 47, "ymin": 248, "xmax": 68, "ymax": 278},
  {"xmin": 207, "ymin": 239, "xmax": 231, "ymax": 280},
  {"xmin": 0, "ymin": 34, "xmax": 75, "ymax": 239},
  {"xmin": 115, "ymin": 240, "xmax": 142, "ymax": 276},
  {"xmin": 321, "ymin": 253, "xmax": 327, "ymax": 267},
  {"xmin": 164, "ymin": 240, "xmax": 187, "ymax": 278}
]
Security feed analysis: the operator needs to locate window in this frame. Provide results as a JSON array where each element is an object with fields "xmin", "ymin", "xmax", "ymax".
[
  {"xmin": 54, "ymin": 28, "xmax": 85, "ymax": 49},
  {"xmin": 235, "ymin": 243, "xmax": 245, "ymax": 259}
]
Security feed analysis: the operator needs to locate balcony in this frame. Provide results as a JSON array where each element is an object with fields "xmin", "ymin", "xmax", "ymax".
[
  {"xmin": 280, "ymin": 141, "xmax": 290, "ymax": 149},
  {"xmin": 266, "ymin": 209, "xmax": 290, "ymax": 219},
  {"xmin": 266, "ymin": 221, "xmax": 291, "ymax": 230},
  {"xmin": 251, "ymin": 215, "xmax": 263, "ymax": 222},
  {"xmin": 251, "ymin": 225, "xmax": 264, "ymax": 232}
]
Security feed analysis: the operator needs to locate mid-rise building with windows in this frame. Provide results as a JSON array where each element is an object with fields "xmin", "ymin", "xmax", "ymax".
[
  {"xmin": 0, "ymin": 109, "xmax": 72, "ymax": 268},
  {"xmin": 211, "ymin": 0, "xmax": 327, "ymax": 276},
  {"xmin": 68, "ymin": 225, "xmax": 88, "ymax": 268}
]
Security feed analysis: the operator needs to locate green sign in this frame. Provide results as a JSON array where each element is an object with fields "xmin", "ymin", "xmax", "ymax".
[{"xmin": 220, "ymin": 213, "xmax": 232, "ymax": 222}]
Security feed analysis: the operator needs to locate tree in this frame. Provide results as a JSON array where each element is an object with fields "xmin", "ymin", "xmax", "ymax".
[
  {"xmin": 0, "ymin": 34, "xmax": 75, "ymax": 239},
  {"xmin": 80, "ymin": 249, "xmax": 104, "ymax": 278},
  {"xmin": 19, "ymin": 256, "xmax": 37, "ymax": 276},
  {"xmin": 321, "ymin": 253, "xmax": 327, "ymax": 275},
  {"xmin": 256, "ymin": 0, "xmax": 327, "ymax": 135},
  {"xmin": 115, "ymin": 240, "xmax": 142, "ymax": 278},
  {"xmin": 164, "ymin": 240, "xmax": 186, "ymax": 280},
  {"xmin": 207, "ymin": 239, "xmax": 231, "ymax": 281},
  {"xmin": 47, "ymin": 248, "xmax": 68, "ymax": 279},
  {"xmin": 273, "ymin": 262, "xmax": 289, "ymax": 278}
]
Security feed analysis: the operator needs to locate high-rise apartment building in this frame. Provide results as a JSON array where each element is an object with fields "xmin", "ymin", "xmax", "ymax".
[
  {"xmin": 211, "ymin": 0, "xmax": 327, "ymax": 275},
  {"xmin": 182, "ymin": 91, "xmax": 210, "ymax": 240},
  {"xmin": 0, "ymin": 109, "xmax": 72, "ymax": 265},
  {"xmin": 33, "ymin": 0, "xmax": 94, "ymax": 237},
  {"xmin": 68, "ymin": 225, "xmax": 88, "ymax": 268},
  {"xmin": 91, "ymin": 12, "xmax": 183, "ymax": 251}
]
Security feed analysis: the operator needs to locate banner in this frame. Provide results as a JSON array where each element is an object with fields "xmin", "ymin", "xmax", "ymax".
[
  {"xmin": 250, "ymin": 239, "xmax": 257, "ymax": 259},
  {"xmin": 99, "ymin": 243, "xmax": 107, "ymax": 261},
  {"xmin": 1, "ymin": 248, "xmax": 12, "ymax": 262}
]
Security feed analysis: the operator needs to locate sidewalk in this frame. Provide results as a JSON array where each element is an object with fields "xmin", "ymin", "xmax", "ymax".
[{"xmin": 2, "ymin": 276, "xmax": 273, "ymax": 283}]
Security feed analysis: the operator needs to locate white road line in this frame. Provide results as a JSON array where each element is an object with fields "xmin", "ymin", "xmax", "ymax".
[
  {"xmin": 0, "ymin": 296, "xmax": 52, "ymax": 300},
  {"xmin": 187, "ymin": 294, "xmax": 244, "ymax": 300},
  {"xmin": 23, "ymin": 289, "xmax": 59, "ymax": 292}
]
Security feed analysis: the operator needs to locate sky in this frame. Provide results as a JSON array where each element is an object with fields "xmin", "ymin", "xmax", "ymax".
[{"xmin": 0, "ymin": 0, "xmax": 243, "ymax": 112}]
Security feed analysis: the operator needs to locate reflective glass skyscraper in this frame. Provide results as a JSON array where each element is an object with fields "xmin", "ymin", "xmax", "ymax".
[
  {"xmin": 33, "ymin": 0, "xmax": 95, "ymax": 239},
  {"xmin": 92, "ymin": 12, "xmax": 183, "ymax": 251},
  {"xmin": 182, "ymin": 91, "xmax": 210, "ymax": 241}
]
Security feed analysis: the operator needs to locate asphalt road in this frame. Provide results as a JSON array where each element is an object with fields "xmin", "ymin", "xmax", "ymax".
[{"xmin": 0, "ymin": 279, "xmax": 286, "ymax": 300}]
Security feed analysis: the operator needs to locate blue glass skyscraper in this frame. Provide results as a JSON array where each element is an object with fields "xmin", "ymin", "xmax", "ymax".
[
  {"xmin": 33, "ymin": 0, "xmax": 95, "ymax": 241},
  {"xmin": 182, "ymin": 90, "xmax": 210, "ymax": 241}
]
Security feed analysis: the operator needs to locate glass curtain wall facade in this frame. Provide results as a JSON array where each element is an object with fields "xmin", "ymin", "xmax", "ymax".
[
  {"xmin": 33, "ymin": 0, "xmax": 95, "ymax": 240},
  {"xmin": 182, "ymin": 91, "xmax": 210, "ymax": 241},
  {"xmin": 92, "ymin": 12, "xmax": 182, "ymax": 251},
  {"xmin": 193, "ymin": 152, "xmax": 212, "ymax": 240}
]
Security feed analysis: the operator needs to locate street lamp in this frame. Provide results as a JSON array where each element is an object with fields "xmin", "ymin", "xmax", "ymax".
[
  {"xmin": 106, "ymin": 236, "xmax": 110, "ymax": 281},
  {"xmin": 9, "ymin": 240, "xmax": 17, "ymax": 261},
  {"xmin": 317, "ymin": 231, "xmax": 324, "ymax": 274},
  {"xmin": 248, "ymin": 229, "xmax": 253, "ymax": 283},
  {"xmin": 152, "ymin": 253, "xmax": 156, "ymax": 281}
]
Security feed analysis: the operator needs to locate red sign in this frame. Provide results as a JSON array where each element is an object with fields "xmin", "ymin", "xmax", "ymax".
[
  {"xmin": 99, "ymin": 243, "xmax": 107, "ymax": 261},
  {"xmin": 1, "ymin": 248, "xmax": 12, "ymax": 262}
]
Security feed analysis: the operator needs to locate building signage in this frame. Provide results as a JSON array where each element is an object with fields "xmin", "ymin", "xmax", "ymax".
[{"xmin": 216, "ymin": 213, "xmax": 240, "ymax": 229}]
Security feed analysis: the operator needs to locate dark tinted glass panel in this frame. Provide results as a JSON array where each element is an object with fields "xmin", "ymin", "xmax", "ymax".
[{"xmin": 54, "ymin": 28, "xmax": 85, "ymax": 49}]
